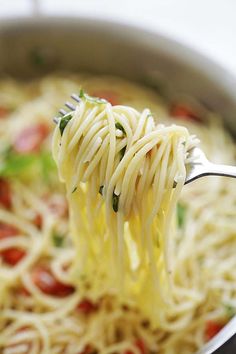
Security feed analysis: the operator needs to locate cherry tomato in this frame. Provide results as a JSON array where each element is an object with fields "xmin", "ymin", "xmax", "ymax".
[
  {"xmin": 0, "ymin": 178, "xmax": 12, "ymax": 209},
  {"xmin": 0, "ymin": 222, "xmax": 25, "ymax": 265},
  {"xmin": 32, "ymin": 265, "xmax": 75, "ymax": 297},
  {"xmin": 92, "ymin": 90, "xmax": 118, "ymax": 105},
  {"xmin": 14, "ymin": 123, "xmax": 49, "ymax": 153},
  {"xmin": 77, "ymin": 299, "xmax": 97, "ymax": 315},
  {"xmin": 0, "ymin": 222, "xmax": 18, "ymax": 238},
  {"xmin": 1, "ymin": 248, "xmax": 26, "ymax": 265},
  {"xmin": 0, "ymin": 106, "xmax": 9, "ymax": 118},
  {"xmin": 124, "ymin": 338, "xmax": 147, "ymax": 354},
  {"xmin": 18, "ymin": 286, "xmax": 30, "ymax": 296},
  {"xmin": 79, "ymin": 345, "xmax": 96, "ymax": 354},
  {"xmin": 170, "ymin": 103, "xmax": 201, "ymax": 122},
  {"xmin": 205, "ymin": 321, "xmax": 224, "ymax": 340},
  {"xmin": 33, "ymin": 213, "xmax": 42, "ymax": 229}
]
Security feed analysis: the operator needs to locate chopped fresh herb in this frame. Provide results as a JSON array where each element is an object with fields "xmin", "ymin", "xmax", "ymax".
[
  {"xmin": 115, "ymin": 122, "xmax": 125, "ymax": 134},
  {"xmin": 177, "ymin": 203, "xmax": 186, "ymax": 228},
  {"xmin": 0, "ymin": 152, "xmax": 37, "ymax": 176},
  {"xmin": 120, "ymin": 146, "xmax": 126, "ymax": 160},
  {"xmin": 79, "ymin": 89, "xmax": 107, "ymax": 104},
  {"xmin": 52, "ymin": 233, "xmax": 64, "ymax": 248},
  {"xmin": 72, "ymin": 186, "xmax": 77, "ymax": 193},
  {"xmin": 0, "ymin": 148, "xmax": 56, "ymax": 182},
  {"xmin": 112, "ymin": 192, "xmax": 119, "ymax": 212},
  {"xmin": 99, "ymin": 185, "xmax": 104, "ymax": 196},
  {"xmin": 224, "ymin": 303, "xmax": 236, "ymax": 319},
  {"xmin": 79, "ymin": 89, "xmax": 85, "ymax": 98},
  {"xmin": 59, "ymin": 113, "xmax": 73, "ymax": 136},
  {"xmin": 40, "ymin": 151, "xmax": 57, "ymax": 182}
]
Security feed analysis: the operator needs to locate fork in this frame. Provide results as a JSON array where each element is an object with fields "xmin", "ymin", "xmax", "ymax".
[{"xmin": 54, "ymin": 94, "xmax": 236, "ymax": 185}]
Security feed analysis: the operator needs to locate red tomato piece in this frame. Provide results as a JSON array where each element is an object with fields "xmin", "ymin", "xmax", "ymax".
[
  {"xmin": 0, "ymin": 106, "xmax": 9, "ymax": 118},
  {"xmin": 0, "ymin": 222, "xmax": 18, "ymax": 239},
  {"xmin": 79, "ymin": 345, "xmax": 95, "ymax": 354},
  {"xmin": 33, "ymin": 213, "xmax": 42, "ymax": 229},
  {"xmin": 32, "ymin": 265, "xmax": 75, "ymax": 297},
  {"xmin": 124, "ymin": 339, "xmax": 147, "ymax": 354},
  {"xmin": 0, "ymin": 178, "xmax": 12, "ymax": 209},
  {"xmin": 205, "ymin": 321, "xmax": 224, "ymax": 341},
  {"xmin": 14, "ymin": 123, "xmax": 49, "ymax": 153},
  {"xmin": 77, "ymin": 299, "xmax": 97, "ymax": 315},
  {"xmin": 92, "ymin": 90, "xmax": 119, "ymax": 105},
  {"xmin": 18, "ymin": 286, "xmax": 30, "ymax": 296},
  {"xmin": 170, "ymin": 103, "xmax": 201, "ymax": 122},
  {"xmin": 0, "ymin": 222, "xmax": 25, "ymax": 266},
  {"xmin": 1, "ymin": 248, "xmax": 26, "ymax": 265}
]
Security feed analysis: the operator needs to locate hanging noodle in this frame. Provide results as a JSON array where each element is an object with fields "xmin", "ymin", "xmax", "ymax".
[{"xmin": 0, "ymin": 74, "xmax": 235, "ymax": 354}]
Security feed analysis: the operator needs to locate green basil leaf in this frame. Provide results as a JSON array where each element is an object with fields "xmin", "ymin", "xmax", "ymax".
[
  {"xmin": 79, "ymin": 89, "xmax": 107, "ymax": 104},
  {"xmin": 59, "ymin": 113, "xmax": 73, "ymax": 136},
  {"xmin": 115, "ymin": 122, "xmax": 125, "ymax": 134},
  {"xmin": 224, "ymin": 303, "xmax": 236, "ymax": 319},
  {"xmin": 99, "ymin": 185, "xmax": 104, "ymax": 196},
  {"xmin": 52, "ymin": 233, "xmax": 64, "ymax": 248},
  {"xmin": 112, "ymin": 192, "xmax": 119, "ymax": 212},
  {"xmin": 177, "ymin": 203, "xmax": 186, "ymax": 228},
  {"xmin": 120, "ymin": 146, "xmax": 126, "ymax": 160}
]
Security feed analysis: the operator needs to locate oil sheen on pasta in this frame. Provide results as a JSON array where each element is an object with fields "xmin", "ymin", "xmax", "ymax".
[{"xmin": 0, "ymin": 75, "xmax": 235, "ymax": 354}]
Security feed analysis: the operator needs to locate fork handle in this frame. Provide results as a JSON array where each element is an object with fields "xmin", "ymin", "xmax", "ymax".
[
  {"xmin": 185, "ymin": 162, "xmax": 236, "ymax": 185},
  {"xmin": 206, "ymin": 162, "xmax": 236, "ymax": 179}
]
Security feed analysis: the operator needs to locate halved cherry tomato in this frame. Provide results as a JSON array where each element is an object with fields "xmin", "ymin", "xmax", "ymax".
[
  {"xmin": 77, "ymin": 298, "xmax": 97, "ymax": 315},
  {"xmin": 14, "ymin": 123, "xmax": 49, "ymax": 153},
  {"xmin": 170, "ymin": 103, "xmax": 201, "ymax": 122},
  {"xmin": 1, "ymin": 248, "xmax": 26, "ymax": 265},
  {"xmin": 18, "ymin": 286, "xmax": 30, "ymax": 296},
  {"xmin": 91, "ymin": 90, "xmax": 118, "ymax": 105},
  {"xmin": 0, "ymin": 106, "xmax": 9, "ymax": 118},
  {"xmin": 0, "ymin": 178, "xmax": 12, "ymax": 209},
  {"xmin": 32, "ymin": 265, "xmax": 75, "ymax": 297},
  {"xmin": 205, "ymin": 321, "xmax": 224, "ymax": 341},
  {"xmin": 79, "ymin": 345, "xmax": 97, "ymax": 354},
  {"xmin": 124, "ymin": 338, "xmax": 147, "ymax": 354},
  {"xmin": 0, "ymin": 222, "xmax": 18, "ymax": 239},
  {"xmin": 0, "ymin": 222, "xmax": 26, "ymax": 265},
  {"xmin": 33, "ymin": 213, "xmax": 42, "ymax": 229}
]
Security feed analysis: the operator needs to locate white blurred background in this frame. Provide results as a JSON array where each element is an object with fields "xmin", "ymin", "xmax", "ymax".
[{"xmin": 0, "ymin": 0, "xmax": 236, "ymax": 76}]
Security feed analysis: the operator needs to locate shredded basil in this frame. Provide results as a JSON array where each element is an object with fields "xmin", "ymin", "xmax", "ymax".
[
  {"xmin": 120, "ymin": 146, "xmax": 126, "ymax": 160},
  {"xmin": 115, "ymin": 122, "xmax": 125, "ymax": 134},
  {"xmin": 79, "ymin": 89, "xmax": 107, "ymax": 104},
  {"xmin": 52, "ymin": 233, "xmax": 64, "ymax": 248},
  {"xmin": 99, "ymin": 185, "xmax": 104, "ymax": 196},
  {"xmin": 0, "ymin": 149, "xmax": 56, "ymax": 182},
  {"xmin": 59, "ymin": 113, "xmax": 73, "ymax": 136},
  {"xmin": 224, "ymin": 304, "xmax": 235, "ymax": 319},
  {"xmin": 112, "ymin": 192, "xmax": 119, "ymax": 212},
  {"xmin": 40, "ymin": 151, "xmax": 57, "ymax": 182},
  {"xmin": 177, "ymin": 203, "xmax": 186, "ymax": 228},
  {"xmin": 72, "ymin": 186, "xmax": 77, "ymax": 193}
]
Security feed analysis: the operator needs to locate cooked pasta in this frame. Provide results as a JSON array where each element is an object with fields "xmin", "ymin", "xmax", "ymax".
[
  {"xmin": 0, "ymin": 74, "xmax": 235, "ymax": 354},
  {"xmin": 52, "ymin": 90, "xmax": 198, "ymax": 324}
]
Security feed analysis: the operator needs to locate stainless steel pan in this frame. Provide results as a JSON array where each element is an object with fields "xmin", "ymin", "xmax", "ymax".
[{"xmin": 0, "ymin": 17, "xmax": 235, "ymax": 354}]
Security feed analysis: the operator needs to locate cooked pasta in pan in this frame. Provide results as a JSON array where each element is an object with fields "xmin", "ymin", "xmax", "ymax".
[{"xmin": 0, "ymin": 75, "xmax": 235, "ymax": 354}]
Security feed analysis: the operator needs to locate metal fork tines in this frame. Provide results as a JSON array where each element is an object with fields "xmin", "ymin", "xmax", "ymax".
[{"xmin": 54, "ymin": 94, "xmax": 81, "ymax": 123}]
